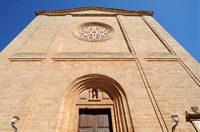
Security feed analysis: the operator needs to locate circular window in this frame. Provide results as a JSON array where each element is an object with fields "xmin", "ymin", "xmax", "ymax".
[{"xmin": 73, "ymin": 22, "xmax": 114, "ymax": 42}]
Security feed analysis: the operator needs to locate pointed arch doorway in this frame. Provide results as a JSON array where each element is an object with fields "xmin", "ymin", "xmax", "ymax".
[{"xmin": 56, "ymin": 74, "xmax": 134, "ymax": 132}]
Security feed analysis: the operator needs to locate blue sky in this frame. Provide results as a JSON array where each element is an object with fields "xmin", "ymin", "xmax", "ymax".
[{"xmin": 0, "ymin": 0, "xmax": 199, "ymax": 62}]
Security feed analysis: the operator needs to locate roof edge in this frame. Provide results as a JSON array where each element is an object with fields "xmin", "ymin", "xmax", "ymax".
[{"xmin": 35, "ymin": 7, "xmax": 154, "ymax": 16}]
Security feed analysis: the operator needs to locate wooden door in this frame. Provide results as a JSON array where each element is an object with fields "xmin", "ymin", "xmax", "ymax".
[{"xmin": 78, "ymin": 109, "xmax": 113, "ymax": 132}]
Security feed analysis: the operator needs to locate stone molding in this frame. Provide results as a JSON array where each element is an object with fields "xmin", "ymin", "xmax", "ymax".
[{"xmin": 35, "ymin": 7, "xmax": 153, "ymax": 16}]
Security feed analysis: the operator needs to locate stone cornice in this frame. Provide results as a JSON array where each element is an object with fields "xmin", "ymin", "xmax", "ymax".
[{"xmin": 35, "ymin": 7, "xmax": 153, "ymax": 16}]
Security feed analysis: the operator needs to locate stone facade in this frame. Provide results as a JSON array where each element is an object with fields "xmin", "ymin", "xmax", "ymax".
[{"xmin": 0, "ymin": 7, "xmax": 199, "ymax": 132}]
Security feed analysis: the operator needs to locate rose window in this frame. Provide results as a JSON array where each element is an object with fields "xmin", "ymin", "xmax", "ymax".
[{"xmin": 73, "ymin": 22, "xmax": 114, "ymax": 42}]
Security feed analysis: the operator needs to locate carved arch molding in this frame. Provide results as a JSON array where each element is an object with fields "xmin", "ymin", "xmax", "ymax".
[{"xmin": 56, "ymin": 74, "xmax": 134, "ymax": 132}]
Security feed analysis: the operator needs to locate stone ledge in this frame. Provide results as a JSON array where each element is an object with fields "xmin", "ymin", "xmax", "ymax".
[{"xmin": 8, "ymin": 52, "xmax": 46, "ymax": 61}]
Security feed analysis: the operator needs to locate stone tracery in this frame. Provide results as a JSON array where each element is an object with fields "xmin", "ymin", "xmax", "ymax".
[
  {"xmin": 74, "ymin": 22, "xmax": 114, "ymax": 42},
  {"xmin": 79, "ymin": 25, "xmax": 111, "ymax": 41}
]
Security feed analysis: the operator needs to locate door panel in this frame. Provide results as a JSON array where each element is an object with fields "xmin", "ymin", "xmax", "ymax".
[
  {"xmin": 79, "ymin": 128, "xmax": 93, "ymax": 132},
  {"xmin": 79, "ymin": 114, "xmax": 94, "ymax": 127},
  {"xmin": 97, "ymin": 114, "xmax": 109, "ymax": 127},
  {"xmin": 78, "ymin": 109, "xmax": 112, "ymax": 132},
  {"xmin": 97, "ymin": 128, "xmax": 110, "ymax": 132}
]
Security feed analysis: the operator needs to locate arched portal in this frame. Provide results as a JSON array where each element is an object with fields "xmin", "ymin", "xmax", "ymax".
[{"xmin": 56, "ymin": 74, "xmax": 134, "ymax": 132}]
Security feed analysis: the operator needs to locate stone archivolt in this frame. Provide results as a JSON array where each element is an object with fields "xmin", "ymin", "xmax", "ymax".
[{"xmin": 56, "ymin": 74, "xmax": 134, "ymax": 132}]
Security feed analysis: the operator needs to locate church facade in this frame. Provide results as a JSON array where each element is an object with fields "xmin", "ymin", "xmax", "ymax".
[{"xmin": 0, "ymin": 7, "xmax": 200, "ymax": 132}]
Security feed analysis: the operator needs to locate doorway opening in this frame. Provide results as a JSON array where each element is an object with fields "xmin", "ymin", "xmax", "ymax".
[
  {"xmin": 57, "ymin": 74, "xmax": 134, "ymax": 132},
  {"xmin": 78, "ymin": 109, "xmax": 113, "ymax": 132}
]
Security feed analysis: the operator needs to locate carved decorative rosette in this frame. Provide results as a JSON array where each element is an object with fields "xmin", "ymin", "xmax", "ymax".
[{"xmin": 73, "ymin": 22, "xmax": 114, "ymax": 42}]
